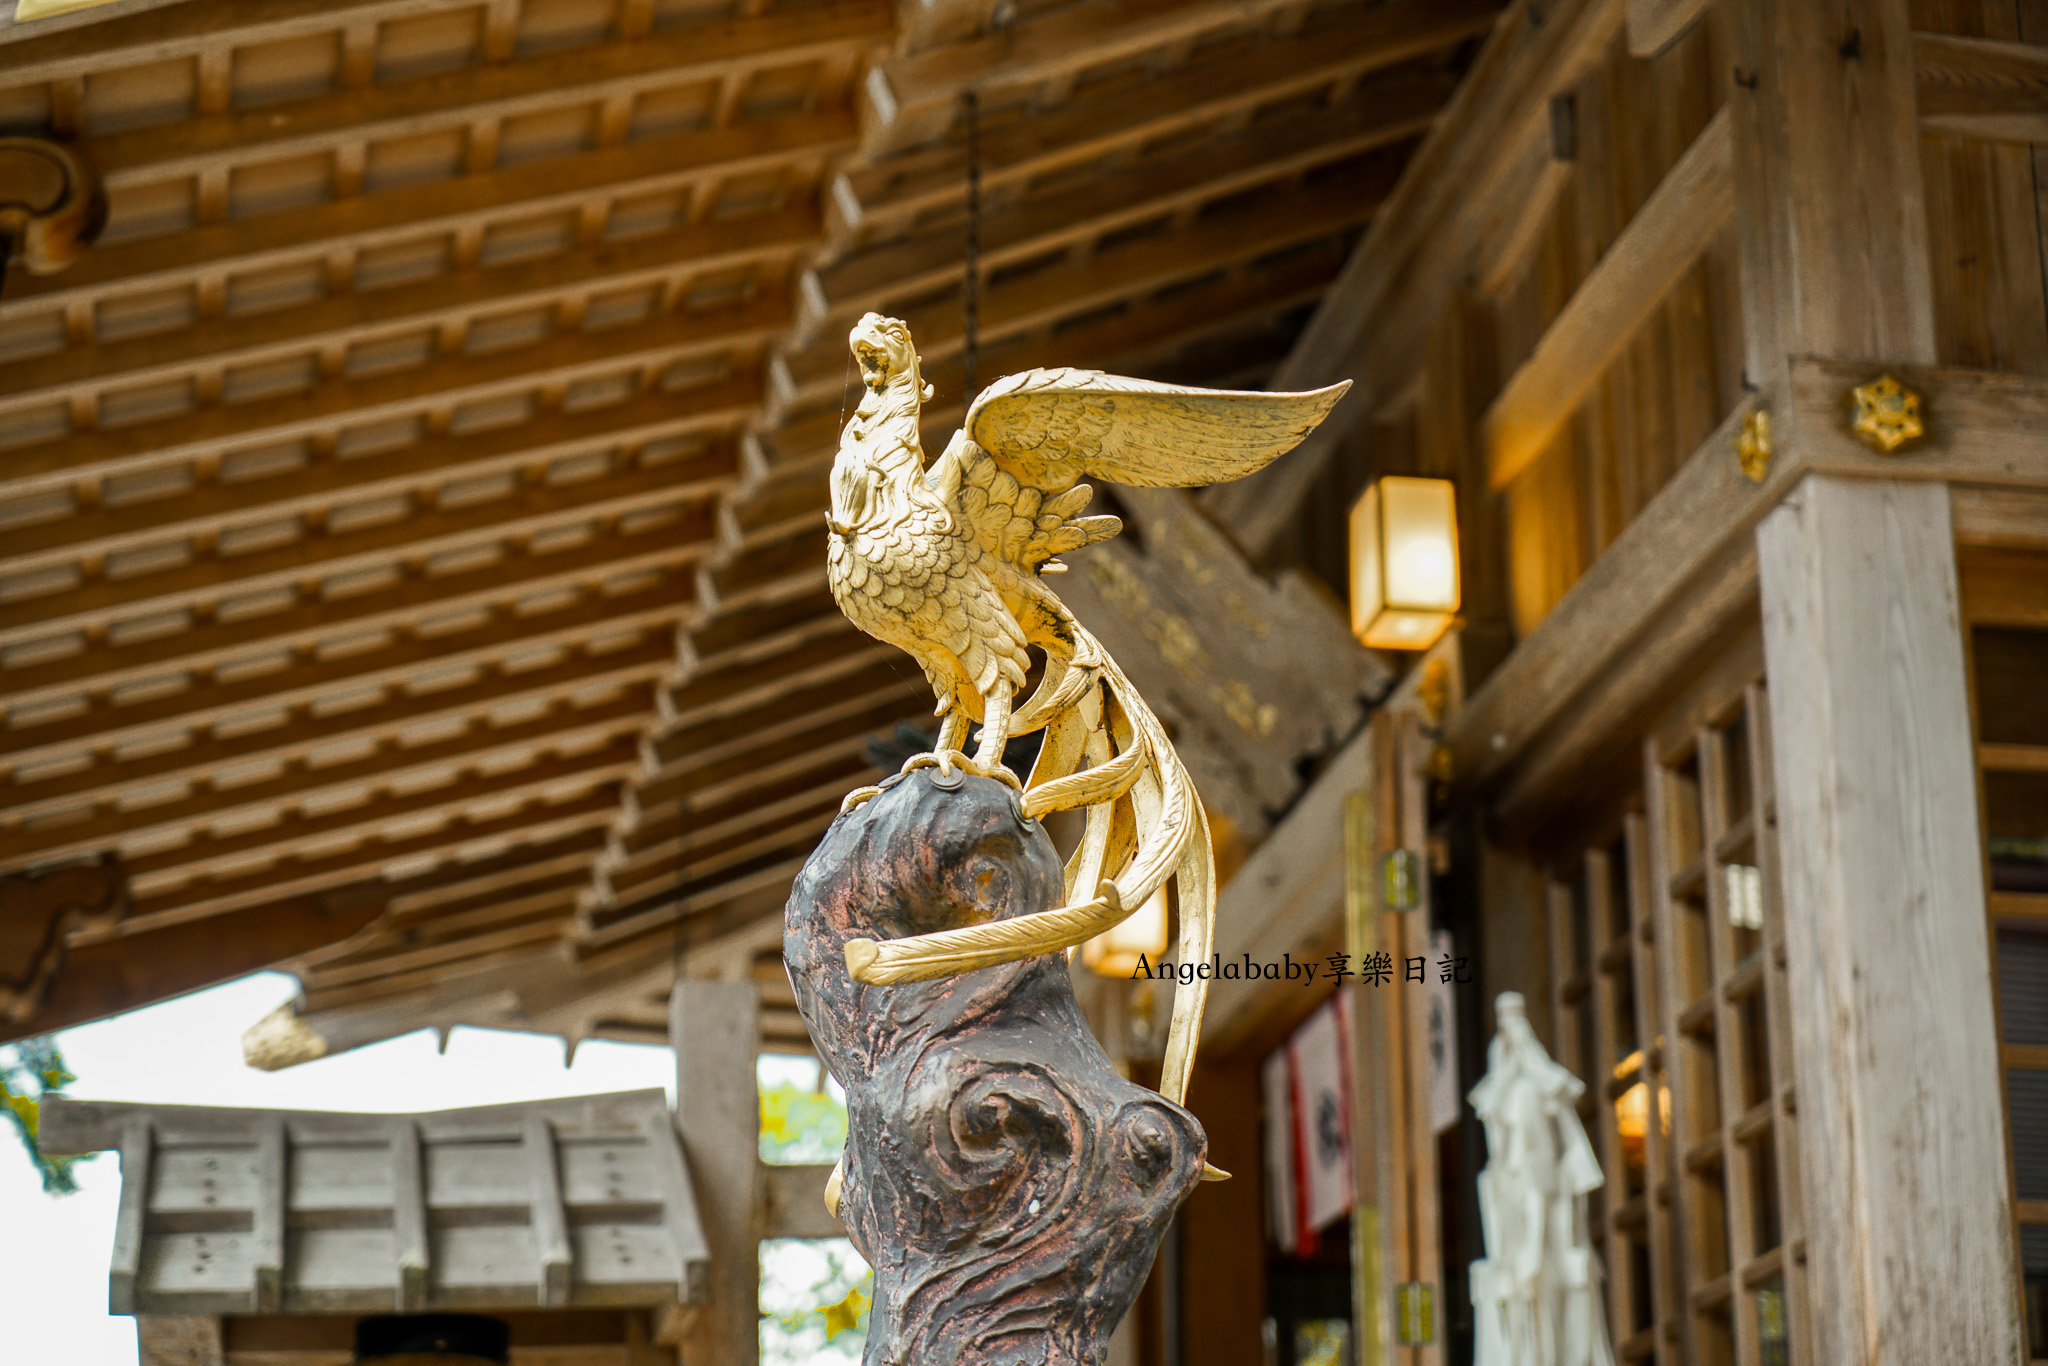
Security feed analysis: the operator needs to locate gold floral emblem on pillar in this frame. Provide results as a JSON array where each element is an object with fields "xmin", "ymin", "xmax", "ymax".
[{"xmin": 1849, "ymin": 374, "xmax": 1925, "ymax": 453}]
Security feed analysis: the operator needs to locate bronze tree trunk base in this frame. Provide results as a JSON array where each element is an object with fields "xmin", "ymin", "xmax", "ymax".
[{"xmin": 785, "ymin": 769, "xmax": 1207, "ymax": 1366}]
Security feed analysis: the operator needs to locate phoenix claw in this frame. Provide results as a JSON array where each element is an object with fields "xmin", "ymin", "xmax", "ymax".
[{"xmin": 898, "ymin": 749, "xmax": 1022, "ymax": 791}]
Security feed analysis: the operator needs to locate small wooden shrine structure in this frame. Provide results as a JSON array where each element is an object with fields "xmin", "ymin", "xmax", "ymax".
[
  {"xmin": 41, "ymin": 1089, "xmax": 709, "ymax": 1319},
  {"xmin": 37, "ymin": 985, "xmax": 829, "ymax": 1365}
]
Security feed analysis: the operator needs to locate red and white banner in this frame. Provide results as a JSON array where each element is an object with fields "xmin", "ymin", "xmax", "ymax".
[{"xmin": 1288, "ymin": 995, "xmax": 1354, "ymax": 1245}]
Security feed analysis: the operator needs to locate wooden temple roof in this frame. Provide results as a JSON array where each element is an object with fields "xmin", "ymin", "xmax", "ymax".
[{"xmin": 0, "ymin": 0, "xmax": 1494, "ymax": 1056}]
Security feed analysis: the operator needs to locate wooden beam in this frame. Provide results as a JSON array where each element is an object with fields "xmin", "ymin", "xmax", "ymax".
[
  {"xmin": 1472, "ymin": 94, "xmax": 1577, "ymax": 298},
  {"xmin": 604, "ymin": 801, "xmax": 850, "ymax": 912},
  {"xmin": 1484, "ymin": 108, "xmax": 1733, "ymax": 488},
  {"xmin": 671, "ymin": 981, "xmax": 760, "ymax": 1366},
  {"xmin": 0, "ymin": 504, "xmax": 707, "ymax": 723},
  {"xmin": 1490, "ymin": 556, "xmax": 1758, "ymax": 834},
  {"xmin": 267, "ymin": 933, "xmax": 649, "ymax": 1062},
  {"xmin": 1953, "ymin": 485, "xmax": 2048, "ymax": 550},
  {"xmin": 252, "ymin": 1116, "xmax": 286, "ymax": 1313},
  {"xmin": 1201, "ymin": 724, "xmax": 1371, "ymax": 1050},
  {"xmin": 1, "ymin": 690, "xmax": 650, "ymax": 869},
  {"xmin": 114, "ymin": 741, "xmax": 634, "ymax": 891},
  {"xmin": 108, "ymin": 1119, "xmax": 151, "ymax": 1315},
  {"xmin": 1457, "ymin": 359, "xmax": 2048, "ymax": 819},
  {"xmin": 607, "ymin": 789, "xmax": 854, "ymax": 895},
  {"xmin": 0, "ymin": 882, "xmax": 386, "ymax": 1043},
  {"xmin": 0, "ymin": 0, "xmax": 190, "ymax": 47},
  {"xmin": 302, "ymin": 893, "xmax": 583, "ymax": 989},
  {"xmin": 639, "ymin": 669, "xmax": 922, "ymax": 790},
  {"xmin": 568, "ymin": 881, "xmax": 795, "ymax": 978},
  {"xmin": 524, "ymin": 1114, "xmax": 575, "ymax": 1306},
  {"xmin": 0, "ymin": 580, "xmax": 687, "ymax": 767},
  {"xmin": 1755, "ymin": 476, "xmax": 2019, "ymax": 1363},
  {"xmin": 802, "ymin": 95, "xmax": 1420, "ymax": 344},
  {"xmin": 779, "ymin": 169, "xmax": 1389, "ymax": 406},
  {"xmin": 1915, "ymin": 32, "xmax": 2048, "ymax": 145},
  {"xmin": 3, "ymin": 645, "xmax": 670, "ymax": 853},
  {"xmin": 618, "ymin": 750, "xmax": 879, "ymax": 861},
  {"xmin": 1625, "ymin": 0, "xmax": 1709, "ymax": 58},
  {"xmin": 681, "ymin": 584, "xmax": 864, "ymax": 659},
  {"xmin": 576, "ymin": 852, "xmax": 813, "ymax": 951},
  {"xmin": 1787, "ymin": 356, "xmax": 2048, "ymax": 487},
  {"xmin": 658, "ymin": 632, "xmax": 899, "ymax": 735},
  {"xmin": 834, "ymin": 6, "xmax": 1467, "ymax": 235},
  {"xmin": 119, "ymin": 788, "xmax": 614, "ymax": 935},
  {"xmin": 777, "ymin": 234, "xmax": 1348, "ymax": 438},
  {"xmin": 0, "ymin": 211, "xmax": 814, "ymax": 414},
  {"xmin": 0, "ymin": 292, "xmax": 783, "ymax": 497},
  {"xmin": 0, "ymin": 112, "xmax": 851, "ymax": 325},
  {"xmin": 0, "ymin": 471, "xmax": 720, "ymax": 663},
  {"xmin": 0, "ymin": 0, "xmax": 520, "ymax": 73},
  {"xmin": 632, "ymin": 683, "xmax": 923, "ymax": 816},
  {"xmin": 390, "ymin": 1119, "xmax": 430, "ymax": 1311},
  {"xmin": 866, "ymin": 0, "xmax": 1481, "ymax": 155},
  {"xmin": 373, "ymin": 832, "xmax": 606, "ymax": 922},
  {"xmin": 1731, "ymin": 0, "xmax": 1934, "ymax": 366},
  {"xmin": 77, "ymin": 1, "xmax": 888, "ymax": 186},
  {"xmin": 876, "ymin": 0, "xmax": 1303, "ymax": 116},
  {"xmin": 0, "ymin": 386, "xmax": 746, "ymax": 582}
]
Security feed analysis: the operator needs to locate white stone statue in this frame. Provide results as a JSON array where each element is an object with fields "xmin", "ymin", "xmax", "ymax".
[{"xmin": 1468, "ymin": 992, "xmax": 1615, "ymax": 1366}]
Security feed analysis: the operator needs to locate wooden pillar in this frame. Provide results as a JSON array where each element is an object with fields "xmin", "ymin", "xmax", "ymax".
[
  {"xmin": 1725, "ymin": 0, "xmax": 1937, "ymax": 376},
  {"xmin": 1755, "ymin": 475, "xmax": 2021, "ymax": 1364},
  {"xmin": 672, "ymin": 979, "xmax": 761, "ymax": 1366}
]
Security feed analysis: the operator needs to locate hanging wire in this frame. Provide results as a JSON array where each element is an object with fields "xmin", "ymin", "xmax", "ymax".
[{"xmin": 962, "ymin": 88, "xmax": 982, "ymax": 404}]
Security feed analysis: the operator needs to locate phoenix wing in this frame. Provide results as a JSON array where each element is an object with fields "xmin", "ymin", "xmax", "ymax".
[
  {"xmin": 965, "ymin": 368, "xmax": 1350, "ymax": 497},
  {"xmin": 930, "ymin": 368, "xmax": 1348, "ymax": 582}
]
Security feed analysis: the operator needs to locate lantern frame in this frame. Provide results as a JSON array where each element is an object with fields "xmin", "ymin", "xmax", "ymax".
[{"xmin": 1348, "ymin": 475, "xmax": 1461, "ymax": 651}]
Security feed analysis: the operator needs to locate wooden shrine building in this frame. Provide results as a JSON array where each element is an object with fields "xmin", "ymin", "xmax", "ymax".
[{"xmin": 3, "ymin": 0, "xmax": 2047, "ymax": 1363}]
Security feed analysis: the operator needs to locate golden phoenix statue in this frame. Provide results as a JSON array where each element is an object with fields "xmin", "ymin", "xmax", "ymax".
[{"xmin": 826, "ymin": 313, "xmax": 1347, "ymax": 1107}]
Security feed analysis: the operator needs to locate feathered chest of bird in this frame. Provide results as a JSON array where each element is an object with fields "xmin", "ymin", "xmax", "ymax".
[
  {"xmin": 789, "ymin": 313, "xmax": 1346, "ymax": 1361},
  {"xmin": 826, "ymin": 343, "xmax": 965, "ymax": 667}
]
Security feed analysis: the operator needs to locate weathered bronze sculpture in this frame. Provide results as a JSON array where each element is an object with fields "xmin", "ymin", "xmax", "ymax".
[
  {"xmin": 786, "ymin": 770, "xmax": 1208, "ymax": 1363},
  {"xmin": 786, "ymin": 315, "xmax": 1346, "ymax": 1360}
]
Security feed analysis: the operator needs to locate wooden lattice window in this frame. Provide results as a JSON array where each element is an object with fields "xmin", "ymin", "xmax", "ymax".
[
  {"xmin": 1961, "ymin": 549, "xmax": 2048, "ymax": 1365},
  {"xmin": 1544, "ymin": 651, "xmax": 1809, "ymax": 1366}
]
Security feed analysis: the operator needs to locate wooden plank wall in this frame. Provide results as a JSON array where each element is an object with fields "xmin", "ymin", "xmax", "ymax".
[
  {"xmin": 1913, "ymin": 0, "xmax": 2048, "ymax": 377},
  {"xmin": 1484, "ymin": 17, "xmax": 1738, "ymax": 641}
]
